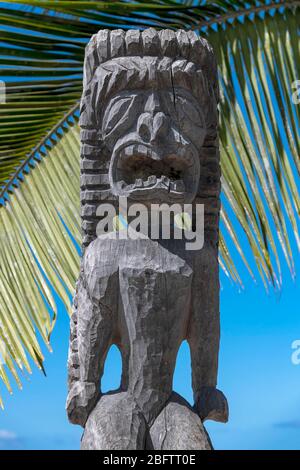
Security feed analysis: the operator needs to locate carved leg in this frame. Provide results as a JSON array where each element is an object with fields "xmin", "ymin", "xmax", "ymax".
[
  {"xmin": 187, "ymin": 245, "xmax": 228, "ymax": 423},
  {"xmin": 81, "ymin": 392, "xmax": 148, "ymax": 450},
  {"xmin": 148, "ymin": 392, "xmax": 212, "ymax": 450},
  {"xmin": 66, "ymin": 268, "xmax": 116, "ymax": 427}
]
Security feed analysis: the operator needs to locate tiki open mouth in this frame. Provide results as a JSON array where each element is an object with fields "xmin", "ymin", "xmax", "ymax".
[{"xmin": 112, "ymin": 144, "xmax": 197, "ymax": 200}]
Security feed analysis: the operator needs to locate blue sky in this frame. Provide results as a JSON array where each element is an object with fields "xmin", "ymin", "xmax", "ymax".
[{"xmin": 0, "ymin": 256, "xmax": 299, "ymax": 450}]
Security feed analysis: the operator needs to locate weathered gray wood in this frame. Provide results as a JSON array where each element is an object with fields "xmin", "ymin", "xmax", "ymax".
[
  {"xmin": 149, "ymin": 392, "xmax": 213, "ymax": 450},
  {"xmin": 67, "ymin": 28, "xmax": 228, "ymax": 450}
]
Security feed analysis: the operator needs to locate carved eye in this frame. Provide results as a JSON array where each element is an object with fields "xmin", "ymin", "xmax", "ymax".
[
  {"xmin": 173, "ymin": 92, "xmax": 204, "ymax": 126},
  {"xmin": 102, "ymin": 95, "xmax": 136, "ymax": 137},
  {"xmin": 161, "ymin": 89, "xmax": 205, "ymax": 148},
  {"xmin": 171, "ymin": 90, "xmax": 203, "ymax": 126}
]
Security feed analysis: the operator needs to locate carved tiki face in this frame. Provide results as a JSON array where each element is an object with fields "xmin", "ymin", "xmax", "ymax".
[
  {"xmin": 80, "ymin": 29, "xmax": 219, "ymax": 245},
  {"xmin": 101, "ymin": 56, "xmax": 207, "ymax": 204}
]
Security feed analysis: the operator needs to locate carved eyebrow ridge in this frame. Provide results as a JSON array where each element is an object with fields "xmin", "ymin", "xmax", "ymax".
[{"xmin": 93, "ymin": 56, "xmax": 211, "ymax": 112}]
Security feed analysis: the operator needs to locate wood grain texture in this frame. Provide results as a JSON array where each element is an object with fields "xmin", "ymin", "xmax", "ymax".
[{"xmin": 66, "ymin": 28, "xmax": 228, "ymax": 450}]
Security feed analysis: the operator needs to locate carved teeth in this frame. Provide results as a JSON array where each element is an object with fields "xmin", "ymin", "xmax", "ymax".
[
  {"xmin": 138, "ymin": 145, "xmax": 147, "ymax": 156},
  {"xmin": 148, "ymin": 175, "xmax": 157, "ymax": 185},
  {"xmin": 117, "ymin": 176, "xmax": 185, "ymax": 193},
  {"xmin": 135, "ymin": 178, "xmax": 143, "ymax": 187},
  {"xmin": 143, "ymin": 175, "xmax": 156, "ymax": 187},
  {"xmin": 173, "ymin": 180, "xmax": 185, "ymax": 192},
  {"xmin": 124, "ymin": 146, "xmax": 134, "ymax": 156},
  {"xmin": 116, "ymin": 180, "xmax": 126, "ymax": 190},
  {"xmin": 161, "ymin": 176, "xmax": 170, "ymax": 188},
  {"xmin": 131, "ymin": 144, "xmax": 139, "ymax": 157}
]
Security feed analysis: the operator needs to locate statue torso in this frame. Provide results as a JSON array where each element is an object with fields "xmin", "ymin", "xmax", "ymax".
[{"xmin": 84, "ymin": 234, "xmax": 195, "ymax": 419}]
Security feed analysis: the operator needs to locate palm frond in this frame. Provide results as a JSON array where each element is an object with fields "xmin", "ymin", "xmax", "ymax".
[
  {"xmin": 0, "ymin": 1, "xmax": 299, "ymax": 404},
  {"xmin": 1, "ymin": 0, "xmax": 297, "ymax": 189},
  {"xmin": 208, "ymin": 8, "xmax": 300, "ymax": 287},
  {"xmin": 0, "ymin": 119, "xmax": 80, "ymax": 406}
]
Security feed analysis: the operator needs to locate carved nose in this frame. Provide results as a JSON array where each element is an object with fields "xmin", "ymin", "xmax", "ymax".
[
  {"xmin": 137, "ymin": 112, "xmax": 169, "ymax": 143},
  {"xmin": 151, "ymin": 112, "xmax": 169, "ymax": 142},
  {"xmin": 137, "ymin": 113, "xmax": 152, "ymax": 142}
]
